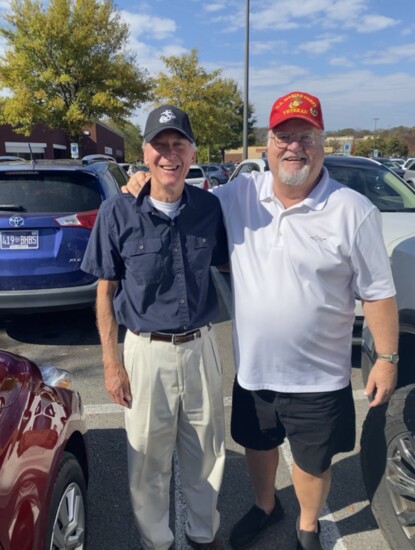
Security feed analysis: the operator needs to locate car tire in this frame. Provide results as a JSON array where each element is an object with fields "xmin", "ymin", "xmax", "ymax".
[
  {"xmin": 210, "ymin": 177, "xmax": 219, "ymax": 186},
  {"xmin": 360, "ymin": 384, "xmax": 415, "ymax": 549},
  {"xmin": 45, "ymin": 451, "xmax": 87, "ymax": 550}
]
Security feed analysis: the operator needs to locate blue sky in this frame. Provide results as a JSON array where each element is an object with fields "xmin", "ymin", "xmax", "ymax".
[{"xmin": 1, "ymin": 0, "xmax": 415, "ymax": 132}]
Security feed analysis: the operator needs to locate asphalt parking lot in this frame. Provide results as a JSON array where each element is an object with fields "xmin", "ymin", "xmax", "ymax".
[{"xmin": 0, "ymin": 303, "xmax": 390, "ymax": 550}]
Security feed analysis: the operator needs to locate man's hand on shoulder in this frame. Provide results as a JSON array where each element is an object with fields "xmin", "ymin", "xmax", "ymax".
[{"xmin": 121, "ymin": 171, "xmax": 150, "ymax": 197}]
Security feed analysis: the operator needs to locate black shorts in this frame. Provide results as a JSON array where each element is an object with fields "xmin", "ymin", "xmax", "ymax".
[{"xmin": 231, "ymin": 378, "xmax": 356, "ymax": 475}]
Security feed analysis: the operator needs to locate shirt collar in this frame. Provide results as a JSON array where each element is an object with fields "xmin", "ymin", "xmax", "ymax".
[
  {"xmin": 135, "ymin": 179, "xmax": 191, "ymax": 212},
  {"xmin": 260, "ymin": 165, "xmax": 330, "ymax": 211}
]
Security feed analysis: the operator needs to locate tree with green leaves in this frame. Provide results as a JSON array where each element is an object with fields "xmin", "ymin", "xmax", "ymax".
[
  {"xmin": 384, "ymin": 137, "xmax": 408, "ymax": 158},
  {"xmin": 150, "ymin": 49, "xmax": 256, "ymax": 161},
  {"xmin": 0, "ymin": 0, "xmax": 152, "ymax": 143}
]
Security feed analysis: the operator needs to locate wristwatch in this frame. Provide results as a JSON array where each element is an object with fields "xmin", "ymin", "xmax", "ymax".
[{"xmin": 377, "ymin": 352, "xmax": 399, "ymax": 364}]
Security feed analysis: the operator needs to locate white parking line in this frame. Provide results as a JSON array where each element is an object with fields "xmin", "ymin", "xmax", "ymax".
[{"xmin": 84, "ymin": 403, "xmax": 125, "ymax": 414}]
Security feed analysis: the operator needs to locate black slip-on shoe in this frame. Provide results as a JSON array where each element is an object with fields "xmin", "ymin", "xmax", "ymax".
[
  {"xmin": 296, "ymin": 517, "xmax": 322, "ymax": 550},
  {"xmin": 185, "ymin": 534, "xmax": 224, "ymax": 550},
  {"xmin": 229, "ymin": 495, "xmax": 284, "ymax": 549}
]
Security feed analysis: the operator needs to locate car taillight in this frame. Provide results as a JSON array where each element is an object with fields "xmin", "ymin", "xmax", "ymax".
[
  {"xmin": 54, "ymin": 209, "xmax": 98, "ymax": 230},
  {"xmin": 203, "ymin": 179, "xmax": 209, "ymax": 190}
]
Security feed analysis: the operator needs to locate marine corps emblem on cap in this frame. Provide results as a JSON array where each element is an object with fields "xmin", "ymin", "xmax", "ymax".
[
  {"xmin": 159, "ymin": 109, "xmax": 176, "ymax": 124},
  {"xmin": 269, "ymin": 91, "xmax": 324, "ymax": 130},
  {"xmin": 144, "ymin": 104, "xmax": 195, "ymax": 143}
]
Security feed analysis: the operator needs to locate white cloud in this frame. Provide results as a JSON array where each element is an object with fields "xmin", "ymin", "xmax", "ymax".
[
  {"xmin": 329, "ymin": 56, "xmax": 354, "ymax": 67},
  {"xmin": 353, "ymin": 14, "xmax": 398, "ymax": 33},
  {"xmin": 298, "ymin": 35, "xmax": 344, "ymax": 55},
  {"xmin": 362, "ymin": 43, "xmax": 415, "ymax": 65},
  {"xmin": 120, "ymin": 11, "xmax": 176, "ymax": 40},
  {"xmin": 127, "ymin": 36, "xmax": 187, "ymax": 75},
  {"xmin": 251, "ymin": 40, "xmax": 288, "ymax": 55},
  {"xmin": 203, "ymin": 4, "xmax": 224, "ymax": 13},
  {"xmin": 244, "ymin": 0, "xmax": 400, "ymax": 35}
]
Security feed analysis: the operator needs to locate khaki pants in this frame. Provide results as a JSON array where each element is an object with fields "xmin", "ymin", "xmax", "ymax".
[{"xmin": 124, "ymin": 326, "xmax": 225, "ymax": 550}]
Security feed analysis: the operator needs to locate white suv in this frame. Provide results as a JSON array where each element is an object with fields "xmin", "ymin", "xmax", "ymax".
[{"xmin": 185, "ymin": 164, "xmax": 210, "ymax": 190}]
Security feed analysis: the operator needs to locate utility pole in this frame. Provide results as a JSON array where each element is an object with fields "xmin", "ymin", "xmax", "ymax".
[
  {"xmin": 373, "ymin": 117, "xmax": 379, "ymax": 157},
  {"xmin": 243, "ymin": 0, "xmax": 250, "ymax": 160}
]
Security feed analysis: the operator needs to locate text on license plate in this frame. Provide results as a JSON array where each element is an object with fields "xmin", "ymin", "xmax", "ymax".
[{"xmin": 1, "ymin": 230, "xmax": 39, "ymax": 249}]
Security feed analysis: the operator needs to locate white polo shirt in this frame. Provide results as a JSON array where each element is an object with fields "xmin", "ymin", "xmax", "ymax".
[{"xmin": 213, "ymin": 167, "xmax": 395, "ymax": 392}]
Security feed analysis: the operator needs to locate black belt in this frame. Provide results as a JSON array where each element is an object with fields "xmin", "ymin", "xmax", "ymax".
[{"xmin": 133, "ymin": 327, "xmax": 205, "ymax": 345}]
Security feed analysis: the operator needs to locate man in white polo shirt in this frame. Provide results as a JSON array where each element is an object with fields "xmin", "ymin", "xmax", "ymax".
[
  {"xmin": 124, "ymin": 92, "xmax": 398, "ymax": 550},
  {"xmin": 215, "ymin": 91, "xmax": 398, "ymax": 550}
]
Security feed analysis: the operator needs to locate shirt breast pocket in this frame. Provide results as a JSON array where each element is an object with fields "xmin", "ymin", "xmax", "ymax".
[
  {"xmin": 186, "ymin": 235, "xmax": 210, "ymax": 272},
  {"xmin": 123, "ymin": 238, "xmax": 164, "ymax": 284}
]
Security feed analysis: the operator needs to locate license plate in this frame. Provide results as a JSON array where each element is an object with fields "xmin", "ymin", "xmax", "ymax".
[{"xmin": 0, "ymin": 230, "xmax": 39, "ymax": 250}]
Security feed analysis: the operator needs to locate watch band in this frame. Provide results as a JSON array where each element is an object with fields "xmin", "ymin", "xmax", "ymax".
[{"xmin": 377, "ymin": 352, "xmax": 399, "ymax": 364}]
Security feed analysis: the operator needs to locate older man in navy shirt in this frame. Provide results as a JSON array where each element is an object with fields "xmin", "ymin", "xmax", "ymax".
[{"xmin": 81, "ymin": 105, "xmax": 228, "ymax": 550}]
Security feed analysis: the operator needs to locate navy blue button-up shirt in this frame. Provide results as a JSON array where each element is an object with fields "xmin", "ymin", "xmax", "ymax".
[{"xmin": 81, "ymin": 182, "xmax": 228, "ymax": 333}]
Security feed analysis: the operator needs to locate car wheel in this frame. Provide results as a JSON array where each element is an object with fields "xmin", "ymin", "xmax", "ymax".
[
  {"xmin": 210, "ymin": 177, "xmax": 219, "ymax": 186},
  {"xmin": 360, "ymin": 385, "xmax": 415, "ymax": 549},
  {"xmin": 46, "ymin": 452, "xmax": 87, "ymax": 550}
]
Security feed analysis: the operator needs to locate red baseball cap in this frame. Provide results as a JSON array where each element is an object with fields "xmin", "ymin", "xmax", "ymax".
[{"xmin": 269, "ymin": 91, "xmax": 324, "ymax": 130}]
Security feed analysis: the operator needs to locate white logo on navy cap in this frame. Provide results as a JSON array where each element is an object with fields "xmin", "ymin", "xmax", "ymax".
[{"xmin": 159, "ymin": 109, "xmax": 176, "ymax": 124}]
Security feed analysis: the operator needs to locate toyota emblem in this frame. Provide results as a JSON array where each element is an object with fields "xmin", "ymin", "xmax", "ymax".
[{"xmin": 9, "ymin": 216, "xmax": 24, "ymax": 227}]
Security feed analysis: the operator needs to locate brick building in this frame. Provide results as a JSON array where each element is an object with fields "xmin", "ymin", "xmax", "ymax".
[{"xmin": 0, "ymin": 120, "xmax": 125, "ymax": 161}]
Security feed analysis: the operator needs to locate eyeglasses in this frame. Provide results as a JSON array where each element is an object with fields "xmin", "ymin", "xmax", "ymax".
[{"xmin": 270, "ymin": 131, "xmax": 321, "ymax": 148}]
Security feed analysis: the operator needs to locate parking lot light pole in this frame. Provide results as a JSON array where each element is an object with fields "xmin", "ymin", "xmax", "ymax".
[
  {"xmin": 243, "ymin": 0, "xmax": 250, "ymax": 160},
  {"xmin": 373, "ymin": 117, "xmax": 379, "ymax": 157}
]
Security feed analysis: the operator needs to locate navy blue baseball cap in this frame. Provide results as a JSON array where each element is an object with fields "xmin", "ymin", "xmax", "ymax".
[{"xmin": 144, "ymin": 105, "xmax": 195, "ymax": 143}]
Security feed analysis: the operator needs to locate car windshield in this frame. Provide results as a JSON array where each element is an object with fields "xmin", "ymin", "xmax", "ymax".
[
  {"xmin": 0, "ymin": 171, "xmax": 102, "ymax": 213},
  {"xmin": 324, "ymin": 160, "xmax": 415, "ymax": 212}
]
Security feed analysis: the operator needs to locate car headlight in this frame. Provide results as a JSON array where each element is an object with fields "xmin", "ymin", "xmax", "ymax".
[{"xmin": 39, "ymin": 366, "xmax": 73, "ymax": 389}]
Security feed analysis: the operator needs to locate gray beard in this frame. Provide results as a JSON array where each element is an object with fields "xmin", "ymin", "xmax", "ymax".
[{"xmin": 279, "ymin": 164, "xmax": 310, "ymax": 186}]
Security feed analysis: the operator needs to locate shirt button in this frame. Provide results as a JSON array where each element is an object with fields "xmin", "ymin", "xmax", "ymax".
[
  {"xmin": 183, "ymin": 325, "xmax": 188, "ymax": 330},
  {"xmin": 179, "ymin": 299, "xmax": 185, "ymax": 304},
  {"xmin": 139, "ymin": 245, "xmax": 144, "ymax": 250},
  {"xmin": 202, "ymin": 238, "xmax": 206, "ymax": 243},
  {"xmin": 173, "ymin": 248, "xmax": 178, "ymax": 253},
  {"xmin": 177, "ymin": 273, "xmax": 182, "ymax": 278}
]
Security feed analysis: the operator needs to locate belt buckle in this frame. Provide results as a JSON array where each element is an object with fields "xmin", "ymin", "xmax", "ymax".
[{"xmin": 171, "ymin": 333, "xmax": 178, "ymax": 345}]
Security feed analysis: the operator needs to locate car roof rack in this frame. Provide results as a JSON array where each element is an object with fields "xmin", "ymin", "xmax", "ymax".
[{"xmin": 81, "ymin": 154, "xmax": 116, "ymax": 165}]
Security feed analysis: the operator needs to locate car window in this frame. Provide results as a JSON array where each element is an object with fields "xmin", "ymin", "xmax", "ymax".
[
  {"xmin": 186, "ymin": 168, "xmax": 203, "ymax": 178},
  {"xmin": 0, "ymin": 172, "xmax": 102, "ymax": 213},
  {"xmin": 325, "ymin": 162, "xmax": 415, "ymax": 212},
  {"xmin": 406, "ymin": 160, "xmax": 415, "ymax": 171},
  {"xmin": 109, "ymin": 164, "xmax": 129, "ymax": 187}
]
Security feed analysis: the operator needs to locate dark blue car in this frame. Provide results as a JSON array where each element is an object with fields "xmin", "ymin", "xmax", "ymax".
[{"xmin": 0, "ymin": 158, "xmax": 128, "ymax": 314}]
